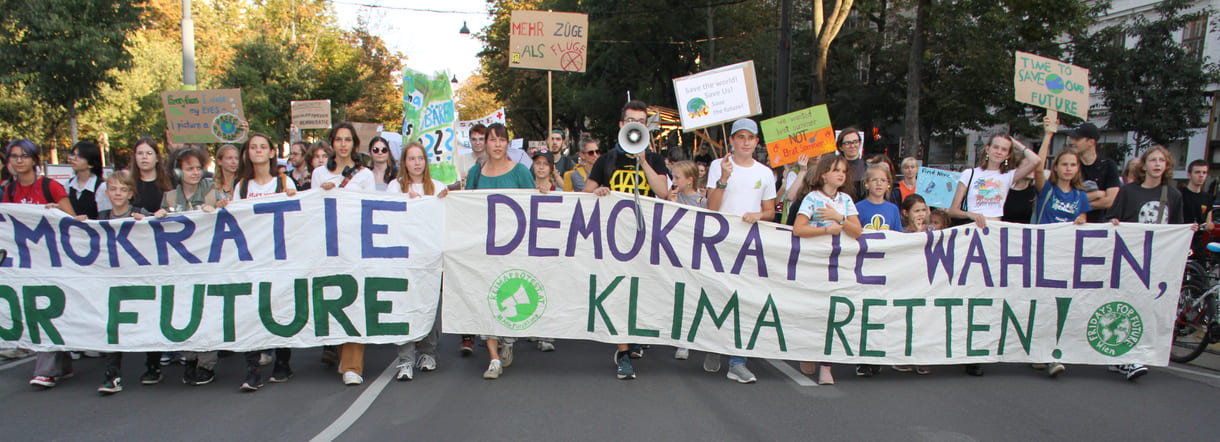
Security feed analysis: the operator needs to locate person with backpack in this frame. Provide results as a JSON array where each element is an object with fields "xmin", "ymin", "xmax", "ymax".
[{"xmin": 65, "ymin": 141, "xmax": 111, "ymax": 220}]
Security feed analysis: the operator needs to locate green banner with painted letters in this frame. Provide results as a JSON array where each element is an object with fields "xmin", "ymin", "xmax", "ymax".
[{"xmin": 443, "ymin": 191, "xmax": 1190, "ymax": 366}]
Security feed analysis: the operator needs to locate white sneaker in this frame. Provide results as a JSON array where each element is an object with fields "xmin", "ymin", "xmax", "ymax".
[
  {"xmin": 703, "ymin": 353, "xmax": 721, "ymax": 373},
  {"xmin": 499, "ymin": 341, "xmax": 514, "ymax": 368},
  {"xmin": 342, "ymin": 371, "xmax": 363, "ymax": 385},
  {"xmin": 483, "ymin": 359, "xmax": 502, "ymax": 379},
  {"xmin": 537, "ymin": 341, "xmax": 555, "ymax": 352},
  {"xmin": 258, "ymin": 352, "xmax": 273, "ymax": 366},
  {"xmin": 1047, "ymin": 363, "xmax": 1066, "ymax": 377},
  {"xmin": 417, "ymin": 353, "xmax": 437, "ymax": 371},
  {"xmin": 727, "ymin": 364, "xmax": 757, "ymax": 384},
  {"xmin": 395, "ymin": 361, "xmax": 414, "ymax": 381},
  {"xmin": 674, "ymin": 348, "xmax": 690, "ymax": 360}
]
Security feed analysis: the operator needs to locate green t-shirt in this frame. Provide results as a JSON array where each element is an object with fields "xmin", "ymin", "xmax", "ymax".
[{"xmin": 465, "ymin": 163, "xmax": 535, "ymax": 190}]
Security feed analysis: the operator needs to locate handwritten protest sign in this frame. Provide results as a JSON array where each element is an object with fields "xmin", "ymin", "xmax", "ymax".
[
  {"xmin": 290, "ymin": 100, "xmax": 331, "ymax": 129},
  {"xmin": 402, "ymin": 69, "xmax": 459, "ymax": 184},
  {"xmin": 761, "ymin": 105, "xmax": 835, "ymax": 167},
  {"xmin": 673, "ymin": 61, "xmax": 763, "ymax": 132},
  {"xmin": 161, "ymin": 89, "xmax": 247, "ymax": 144},
  {"xmin": 916, "ymin": 167, "xmax": 962, "ymax": 209},
  {"xmin": 1014, "ymin": 51, "xmax": 1089, "ymax": 119},
  {"xmin": 457, "ymin": 108, "xmax": 507, "ymax": 138},
  {"xmin": 508, "ymin": 10, "xmax": 588, "ymax": 72}
]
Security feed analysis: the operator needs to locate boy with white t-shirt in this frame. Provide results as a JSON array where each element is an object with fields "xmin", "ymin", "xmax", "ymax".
[{"xmin": 704, "ymin": 118, "xmax": 777, "ymax": 384}]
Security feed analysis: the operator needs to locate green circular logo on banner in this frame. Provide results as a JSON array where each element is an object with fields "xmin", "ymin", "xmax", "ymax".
[
  {"xmin": 488, "ymin": 269, "xmax": 547, "ymax": 330},
  {"xmin": 1086, "ymin": 301, "xmax": 1144, "ymax": 357}
]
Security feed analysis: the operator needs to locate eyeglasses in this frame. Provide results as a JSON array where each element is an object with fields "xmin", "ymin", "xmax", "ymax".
[
  {"xmin": 841, "ymin": 140, "xmax": 862, "ymax": 146},
  {"xmin": 370, "ymin": 146, "xmax": 389, "ymax": 154},
  {"xmin": 623, "ymin": 117, "xmax": 647, "ymax": 124}
]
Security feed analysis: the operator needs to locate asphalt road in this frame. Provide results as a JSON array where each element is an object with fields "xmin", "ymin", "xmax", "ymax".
[{"xmin": 2, "ymin": 336, "xmax": 1218, "ymax": 441}]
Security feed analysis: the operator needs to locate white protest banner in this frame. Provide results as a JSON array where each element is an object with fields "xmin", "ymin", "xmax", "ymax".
[
  {"xmin": 456, "ymin": 108, "xmax": 507, "ymax": 138},
  {"xmin": 1014, "ymin": 51, "xmax": 1090, "ymax": 119},
  {"xmin": 443, "ymin": 190, "xmax": 1189, "ymax": 365},
  {"xmin": 0, "ymin": 190, "xmax": 442, "ymax": 352},
  {"xmin": 916, "ymin": 167, "xmax": 962, "ymax": 209},
  {"xmin": 672, "ymin": 61, "xmax": 763, "ymax": 132}
]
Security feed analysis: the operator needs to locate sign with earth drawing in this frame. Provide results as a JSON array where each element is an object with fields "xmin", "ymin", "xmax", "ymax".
[
  {"xmin": 161, "ymin": 88, "xmax": 248, "ymax": 144},
  {"xmin": 1014, "ymin": 51, "xmax": 1090, "ymax": 119},
  {"xmin": 672, "ymin": 61, "xmax": 763, "ymax": 132}
]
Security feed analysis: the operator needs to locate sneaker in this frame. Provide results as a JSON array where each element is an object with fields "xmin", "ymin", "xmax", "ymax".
[
  {"xmin": 258, "ymin": 352, "xmax": 273, "ymax": 366},
  {"xmin": 1110, "ymin": 363, "xmax": 1148, "ymax": 381},
  {"xmin": 674, "ymin": 348, "xmax": 690, "ymax": 360},
  {"xmin": 97, "ymin": 377, "xmax": 122, "ymax": 394},
  {"xmin": 916, "ymin": 366, "xmax": 931, "ymax": 375},
  {"xmin": 460, "ymin": 336, "xmax": 474, "ymax": 356},
  {"xmin": 83, "ymin": 351, "xmax": 101, "ymax": 358},
  {"xmin": 320, "ymin": 347, "xmax": 338, "ymax": 365},
  {"xmin": 483, "ymin": 359, "xmax": 502, "ymax": 379},
  {"xmin": 70, "ymin": 351, "xmax": 82, "ymax": 360},
  {"xmin": 396, "ymin": 360, "xmax": 415, "ymax": 381},
  {"xmin": 965, "ymin": 364, "xmax": 984, "ymax": 377},
  {"xmin": 0, "ymin": 348, "xmax": 33, "ymax": 359},
  {"xmin": 417, "ymin": 353, "xmax": 437, "ymax": 372},
  {"xmin": 193, "ymin": 368, "xmax": 215, "ymax": 385},
  {"xmin": 29, "ymin": 376, "xmax": 57, "ymax": 388},
  {"xmin": 1031, "ymin": 363, "xmax": 1048, "ymax": 370},
  {"xmin": 182, "ymin": 361, "xmax": 197, "ymax": 384},
  {"xmin": 799, "ymin": 361, "xmax": 817, "ymax": 375},
  {"xmin": 855, "ymin": 364, "xmax": 874, "ymax": 377},
  {"xmin": 537, "ymin": 341, "xmax": 555, "ymax": 352},
  {"xmin": 140, "ymin": 366, "xmax": 163, "ymax": 385},
  {"xmin": 629, "ymin": 344, "xmax": 644, "ymax": 359},
  {"xmin": 1048, "ymin": 363, "xmax": 1066, "ymax": 377},
  {"xmin": 240, "ymin": 371, "xmax": 262, "ymax": 391},
  {"xmin": 727, "ymin": 364, "xmax": 757, "ymax": 383},
  {"xmin": 498, "ymin": 340, "xmax": 514, "ymax": 368},
  {"xmin": 616, "ymin": 351, "xmax": 636, "ymax": 380},
  {"xmin": 892, "ymin": 365, "xmax": 914, "ymax": 373},
  {"xmin": 703, "ymin": 353, "xmax": 722, "ymax": 373},
  {"xmin": 269, "ymin": 363, "xmax": 293, "ymax": 383},
  {"xmin": 342, "ymin": 371, "xmax": 363, "ymax": 385},
  {"xmin": 818, "ymin": 365, "xmax": 835, "ymax": 385}
]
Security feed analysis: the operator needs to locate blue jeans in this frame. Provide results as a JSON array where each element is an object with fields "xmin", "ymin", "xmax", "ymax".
[{"xmin": 729, "ymin": 356, "xmax": 747, "ymax": 367}]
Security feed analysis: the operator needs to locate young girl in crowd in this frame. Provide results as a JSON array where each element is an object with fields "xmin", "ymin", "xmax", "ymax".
[
  {"xmin": 793, "ymin": 154, "xmax": 863, "ymax": 385},
  {"xmin": 464, "ymin": 122, "xmax": 536, "ymax": 380},
  {"xmin": 948, "ymin": 131, "xmax": 1041, "ymax": 228},
  {"xmin": 1032, "ymin": 116, "xmax": 1090, "ymax": 225},
  {"xmin": 929, "ymin": 208, "xmax": 949, "ymax": 230},
  {"xmin": 230, "ymin": 133, "xmax": 298, "ymax": 391},
  {"xmin": 667, "ymin": 160, "xmax": 706, "ymax": 360},
  {"xmin": 892, "ymin": 194, "xmax": 933, "ymax": 375},
  {"xmin": 130, "ymin": 137, "xmax": 173, "ymax": 214},
  {"xmin": 5, "ymin": 139, "xmax": 76, "ymax": 389},
  {"xmin": 853, "ymin": 164, "xmax": 902, "ymax": 378},
  {"xmin": 311, "ymin": 123, "xmax": 375, "ymax": 386},
  {"xmin": 369, "ymin": 136, "xmax": 397, "ymax": 192},
  {"xmin": 1106, "ymin": 145, "xmax": 1185, "ymax": 381},
  {"xmin": 384, "ymin": 142, "xmax": 448, "ymax": 380},
  {"xmin": 302, "ymin": 142, "xmax": 332, "ymax": 192},
  {"xmin": 66, "ymin": 141, "xmax": 110, "ymax": 220},
  {"xmin": 898, "ymin": 157, "xmax": 919, "ymax": 203},
  {"xmin": 531, "ymin": 152, "xmax": 559, "ymax": 192},
  {"xmin": 213, "ymin": 144, "xmax": 240, "ymax": 199},
  {"xmin": 94, "ymin": 171, "xmax": 158, "ymax": 394}
]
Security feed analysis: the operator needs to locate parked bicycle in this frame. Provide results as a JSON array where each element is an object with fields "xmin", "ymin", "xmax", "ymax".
[{"xmin": 1172, "ymin": 242, "xmax": 1220, "ymax": 363}]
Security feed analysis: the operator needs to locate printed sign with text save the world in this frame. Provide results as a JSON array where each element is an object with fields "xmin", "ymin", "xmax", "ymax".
[
  {"xmin": 1014, "ymin": 51, "xmax": 1089, "ymax": 119},
  {"xmin": 509, "ymin": 10, "xmax": 588, "ymax": 73},
  {"xmin": 761, "ymin": 105, "xmax": 835, "ymax": 167}
]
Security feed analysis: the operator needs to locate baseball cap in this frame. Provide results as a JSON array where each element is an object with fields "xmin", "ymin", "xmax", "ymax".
[
  {"xmin": 730, "ymin": 118, "xmax": 759, "ymax": 136},
  {"xmin": 1069, "ymin": 123, "xmax": 1100, "ymax": 141}
]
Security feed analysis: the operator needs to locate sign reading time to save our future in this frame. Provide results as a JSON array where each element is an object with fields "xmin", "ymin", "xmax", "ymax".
[
  {"xmin": 760, "ymin": 105, "xmax": 835, "ymax": 167},
  {"xmin": 161, "ymin": 88, "xmax": 248, "ymax": 144},
  {"xmin": 1013, "ymin": 51, "xmax": 1090, "ymax": 119},
  {"xmin": 508, "ymin": 10, "xmax": 588, "ymax": 72}
]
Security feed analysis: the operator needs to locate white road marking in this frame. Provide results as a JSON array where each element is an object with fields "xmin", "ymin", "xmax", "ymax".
[
  {"xmin": 1163, "ymin": 363, "xmax": 1220, "ymax": 381},
  {"xmin": 311, "ymin": 359, "xmax": 399, "ymax": 442},
  {"xmin": 0, "ymin": 356, "xmax": 35, "ymax": 373},
  {"xmin": 766, "ymin": 359, "xmax": 818, "ymax": 387}
]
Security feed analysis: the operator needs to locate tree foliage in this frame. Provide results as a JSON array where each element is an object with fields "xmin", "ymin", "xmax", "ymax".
[{"xmin": 1074, "ymin": 0, "xmax": 1220, "ymax": 148}]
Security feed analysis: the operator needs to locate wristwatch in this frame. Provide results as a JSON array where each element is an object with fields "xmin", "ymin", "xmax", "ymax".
[{"xmin": 716, "ymin": 180, "xmax": 728, "ymax": 189}]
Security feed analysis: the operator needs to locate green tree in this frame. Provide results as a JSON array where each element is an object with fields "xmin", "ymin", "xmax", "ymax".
[
  {"xmin": 0, "ymin": 0, "xmax": 144, "ymax": 145},
  {"xmin": 1074, "ymin": 0, "xmax": 1219, "ymax": 149}
]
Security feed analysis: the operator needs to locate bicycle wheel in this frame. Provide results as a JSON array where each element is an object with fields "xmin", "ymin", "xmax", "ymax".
[{"xmin": 1170, "ymin": 280, "xmax": 1215, "ymax": 363}]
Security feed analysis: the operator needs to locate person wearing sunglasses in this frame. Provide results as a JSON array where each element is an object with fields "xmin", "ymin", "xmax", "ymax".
[
  {"xmin": 563, "ymin": 138, "xmax": 599, "ymax": 191},
  {"xmin": 368, "ymin": 136, "xmax": 398, "ymax": 192}
]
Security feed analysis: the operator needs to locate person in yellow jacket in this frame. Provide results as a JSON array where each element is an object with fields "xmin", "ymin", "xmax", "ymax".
[{"xmin": 563, "ymin": 138, "xmax": 600, "ymax": 191}]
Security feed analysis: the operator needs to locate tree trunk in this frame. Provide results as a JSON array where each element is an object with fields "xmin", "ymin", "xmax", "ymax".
[
  {"xmin": 69, "ymin": 100, "xmax": 78, "ymax": 145},
  {"xmin": 903, "ymin": 0, "xmax": 930, "ymax": 163}
]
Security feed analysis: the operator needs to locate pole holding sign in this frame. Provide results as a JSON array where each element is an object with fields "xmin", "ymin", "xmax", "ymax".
[
  {"xmin": 1014, "ymin": 51, "xmax": 1090, "ymax": 120},
  {"xmin": 291, "ymin": 100, "xmax": 332, "ymax": 129},
  {"xmin": 760, "ymin": 105, "xmax": 836, "ymax": 167},
  {"xmin": 508, "ymin": 10, "xmax": 589, "ymax": 73},
  {"xmin": 161, "ymin": 88, "xmax": 248, "ymax": 144},
  {"xmin": 672, "ymin": 61, "xmax": 763, "ymax": 132}
]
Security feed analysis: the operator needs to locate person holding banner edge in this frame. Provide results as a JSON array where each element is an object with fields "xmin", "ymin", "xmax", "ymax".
[{"xmin": 703, "ymin": 118, "xmax": 776, "ymax": 384}]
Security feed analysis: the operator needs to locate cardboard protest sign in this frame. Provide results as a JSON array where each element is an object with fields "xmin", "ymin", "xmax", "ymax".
[
  {"xmin": 402, "ymin": 68, "xmax": 459, "ymax": 184},
  {"xmin": 673, "ymin": 61, "xmax": 763, "ymax": 132},
  {"xmin": 508, "ymin": 10, "xmax": 588, "ymax": 72},
  {"xmin": 761, "ymin": 105, "xmax": 835, "ymax": 167},
  {"xmin": 161, "ymin": 88, "xmax": 247, "ymax": 144},
  {"xmin": 291, "ymin": 100, "xmax": 331, "ymax": 129},
  {"xmin": 1014, "ymin": 51, "xmax": 1089, "ymax": 119},
  {"xmin": 916, "ymin": 167, "xmax": 962, "ymax": 209},
  {"xmin": 350, "ymin": 122, "xmax": 382, "ymax": 154}
]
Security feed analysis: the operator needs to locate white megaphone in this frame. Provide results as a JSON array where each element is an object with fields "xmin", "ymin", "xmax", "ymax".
[{"xmin": 618, "ymin": 121, "xmax": 650, "ymax": 154}]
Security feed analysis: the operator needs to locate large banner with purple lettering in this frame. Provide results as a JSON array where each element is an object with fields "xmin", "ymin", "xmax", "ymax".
[
  {"xmin": 0, "ymin": 190, "xmax": 442, "ymax": 352},
  {"xmin": 442, "ymin": 190, "xmax": 1191, "ymax": 365}
]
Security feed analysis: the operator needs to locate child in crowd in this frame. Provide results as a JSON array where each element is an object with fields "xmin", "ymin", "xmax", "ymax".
[
  {"xmin": 94, "ymin": 171, "xmax": 158, "ymax": 394},
  {"xmin": 793, "ymin": 154, "xmax": 863, "ymax": 385},
  {"xmin": 1032, "ymin": 116, "xmax": 1090, "ymax": 225},
  {"xmin": 892, "ymin": 194, "xmax": 933, "ymax": 375},
  {"xmin": 929, "ymin": 208, "xmax": 949, "ymax": 230},
  {"xmin": 386, "ymin": 141, "xmax": 447, "ymax": 381},
  {"xmin": 667, "ymin": 160, "xmax": 706, "ymax": 361},
  {"xmin": 853, "ymin": 164, "xmax": 902, "ymax": 377}
]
